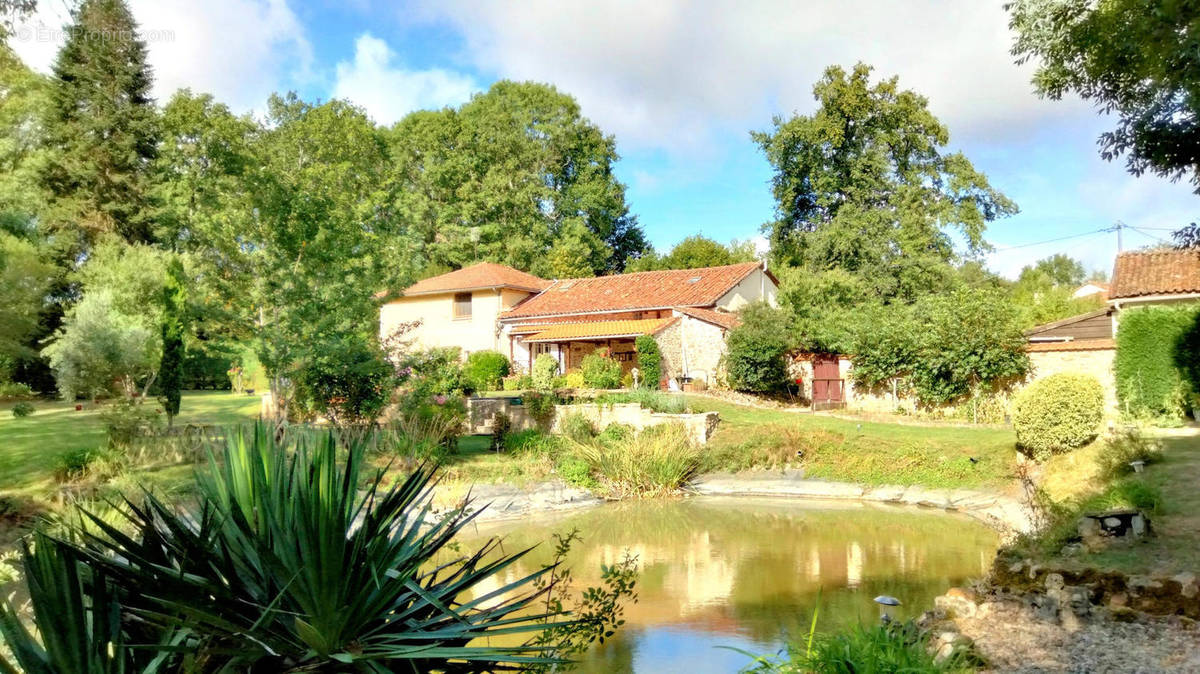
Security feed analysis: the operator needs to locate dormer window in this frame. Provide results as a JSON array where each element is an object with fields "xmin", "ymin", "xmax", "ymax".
[{"xmin": 453, "ymin": 292, "xmax": 472, "ymax": 318}]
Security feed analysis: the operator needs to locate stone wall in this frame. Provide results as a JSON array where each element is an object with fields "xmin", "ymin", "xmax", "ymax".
[
  {"xmin": 680, "ymin": 315, "xmax": 728, "ymax": 388},
  {"xmin": 1027, "ymin": 348, "xmax": 1117, "ymax": 414},
  {"xmin": 466, "ymin": 397, "xmax": 720, "ymax": 445},
  {"xmin": 787, "ymin": 348, "xmax": 1117, "ymax": 418},
  {"xmin": 655, "ymin": 320, "xmax": 683, "ymax": 389}
]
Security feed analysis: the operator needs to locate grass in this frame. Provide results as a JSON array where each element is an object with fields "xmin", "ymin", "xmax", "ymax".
[
  {"xmin": 0, "ymin": 392, "xmax": 260, "ymax": 496},
  {"xmin": 686, "ymin": 397, "xmax": 1018, "ymax": 490},
  {"xmin": 1021, "ymin": 429, "xmax": 1200, "ymax": 576}
]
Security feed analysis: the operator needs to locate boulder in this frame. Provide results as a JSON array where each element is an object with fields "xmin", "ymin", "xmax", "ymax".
[
  {"xmin": 1175, "ymin": 572, "xmax": 1198, "ymax": 600},
  {"xmin": 935, "ymin": 590, "xmax": 978, "ymax": 619}
]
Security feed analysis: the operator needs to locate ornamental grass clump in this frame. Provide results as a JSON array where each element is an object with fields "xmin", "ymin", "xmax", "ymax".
[
  {"xmin": 0, "ymin": 423, "xmax": 630, "ymax": 672},
  {"xmin": 572, "ymin": 423, "xmax": 702, "ymax": 499},
  {"xmin": 1012, "ymin": 373, "xmax": 1104, "ymax": 460}
]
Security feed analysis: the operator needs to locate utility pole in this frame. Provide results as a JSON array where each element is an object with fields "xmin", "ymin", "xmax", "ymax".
[{"xmin": 1114, "ymin": 220, "xmax": 1125, "ymax": 252}]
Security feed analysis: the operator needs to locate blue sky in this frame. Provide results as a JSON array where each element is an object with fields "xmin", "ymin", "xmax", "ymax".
[{"xmin": 12, "ymin": 0, "xmax": 1197, "ymax": 278}]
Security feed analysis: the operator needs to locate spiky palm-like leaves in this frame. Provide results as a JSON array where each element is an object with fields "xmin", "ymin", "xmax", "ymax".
[{"xmin": 1, "ymin": 424, "xmax": 571, "ymax": 672}]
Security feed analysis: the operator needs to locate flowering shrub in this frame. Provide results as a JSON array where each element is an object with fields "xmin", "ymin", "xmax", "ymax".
[{"xmin": 394, "ymin": 390, "xmax": 466, "ymax": 449}]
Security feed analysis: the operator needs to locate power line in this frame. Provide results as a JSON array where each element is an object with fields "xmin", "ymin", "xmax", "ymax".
[
  {"xmin": 1128, "ymin": 226, "xmax": 1171, "ymax": 244},
  {"xmin": 991, "ymin": 228, "xmax": 1111, "ymax": 251}
]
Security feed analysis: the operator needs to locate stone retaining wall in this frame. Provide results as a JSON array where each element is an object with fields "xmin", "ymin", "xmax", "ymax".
[
  {"xmin": 992, "ymin": 557, "xmax": 1200, "ymax": 619},
  {"xmin": 467, "ymin": 397, "xmax": 720, "ymax": 445}
]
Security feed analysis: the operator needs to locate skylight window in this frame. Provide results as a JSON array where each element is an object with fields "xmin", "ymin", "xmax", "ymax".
[{"xmin": 687, "ymin": 276, "xmax": 702, "ymax": 283}]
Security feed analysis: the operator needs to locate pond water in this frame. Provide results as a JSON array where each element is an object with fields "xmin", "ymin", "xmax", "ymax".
[{"xmin": 455, "ymin": 496, "xmax": 999, "ymax": 673}]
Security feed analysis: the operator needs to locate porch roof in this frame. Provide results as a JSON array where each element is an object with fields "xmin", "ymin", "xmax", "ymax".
[{"xmin": 523, "ymin": 317, "xmax": 677, "ymax": 343}]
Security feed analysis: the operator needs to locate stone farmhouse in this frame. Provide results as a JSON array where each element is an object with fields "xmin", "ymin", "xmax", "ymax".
[{"xmin": 379, "ymin": 261, "xmax": 779, "ymax": 389}]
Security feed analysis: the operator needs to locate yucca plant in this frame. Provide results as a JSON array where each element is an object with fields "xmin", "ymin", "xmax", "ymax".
[{"xmin": 1, "ymin": 423, "xmax": 593, "ymax": 672}]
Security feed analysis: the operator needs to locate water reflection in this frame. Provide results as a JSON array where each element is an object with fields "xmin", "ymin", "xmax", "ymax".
[{"xmin": 456, "ymin": 496, "xmax": 998, "ymax": 673}]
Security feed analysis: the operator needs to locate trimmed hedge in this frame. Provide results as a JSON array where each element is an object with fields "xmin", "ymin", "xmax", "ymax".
[
  {"xmin": 1012, "ymin": 373, "xmax": 1105, "ymax": 460},
  {"xmin": 1115, "ymin": 305, "xmax": 1196, "ymax": 419}
]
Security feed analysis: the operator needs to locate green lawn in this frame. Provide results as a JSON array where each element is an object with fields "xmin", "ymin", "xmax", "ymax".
[
  {"xmin": 685, "ymin": 397, "xmax": 1019, "ymax": 490},
  {"xmin": 1028, "ymin": 430, "xmax": 1200, "ymax": 576},
  {"xmin": 0, "ymin": 392, "xmax": 260, "ymax": 495}
]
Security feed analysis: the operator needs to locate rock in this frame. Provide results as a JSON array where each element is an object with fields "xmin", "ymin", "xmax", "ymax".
[
  {"xmin": 1110, "ymin": 606, "xmax": 1138, "ymax": 622},
  {"xmin": 1108, "ymin": 592, "xmax": 1129, "ymax": 608},
  {"xmin": 1175, "ymin": 572, "xmax": 1199, "ymax": 599},
  {"xmin": 1128, "ymin": 575, "xmax": 1163, "ymax": 593},
  {"xmin": 1104, "ymin": 516, "xmax": 1122, "ymax": 528},
  {"xmin": 976, "ymin": 601, "xmax": 996, "ymax": 619},
  {"xmin": 1007, "ymin": 559, "xmax": 1026, "ymax": 575},
  {"xmin": 1130, "ymin": 513, "xmax": 1147, "ymax": 537},
  {"xmin": 945, "ymin": 586, "xmax": 977, "ymax": 602},
  {"xmin": 1060, "ymin": 609, "xmax": 1085, "ymax": 633},
  {"xmin": 1044, "ymin": 573, "xmax": 1065, "ymax": 591},
  {"xmin": 1033, "ymin": 593, "xmax": 1060, "ymax": 621},
  {"xmin": 916, "ymin": 608, "xmax": 947, "ymax": 630},
  {"xmin": 935, "ymin": 592, "xmax": 978, "ymax": 619}
]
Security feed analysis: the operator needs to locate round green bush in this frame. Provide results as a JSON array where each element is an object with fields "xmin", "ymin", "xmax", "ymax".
[
  {"xmin": 1012, "ymin": 373, "xmax": 1105, "ymax": 460},
  {"xmin": 11, "ymin": 401, "xmax": 35, "ymax": 418},
  {"xmin": 581, "ymin": 350, "xmax": 622, "ymax": 389},
  {"xmin": 463, "ymin": 350, "xmax": 510, "ymax": 392},
  {"xmin": 532, "ymin": 354, "xmax": 559, "ymax": 390}
]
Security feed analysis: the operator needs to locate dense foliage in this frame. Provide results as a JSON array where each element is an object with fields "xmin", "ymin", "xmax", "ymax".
[
  {"xmin": 0, "ymin": 425, "xmax": 630, "ymax": 671},
  {"xmin": 462, "ymin": 350, "xmax": 510, "ymax": 393},
  {"xmin": 388, "ymin": 81, "xmax": 647, "ymax": 277},
  {"xmin": 755, "ymin": 63, "xmax": 1016, "ymax": 302},
  {"xmin": 293, "ymin": 334, "xmax": 396, "ymax": 424},
  {"xmin": 724, "ymin": 302, "xmax": 792, "ymax": 393},
  {"xmin": 853, "ymin": 289, "xmax": 1030, "ymax": 405},
  {"xmin": 1012, "ymin": 373, "xmax": 1105, "ymax": 460},
  {"xmin": 1115, "ymin": 305, "xmax": 1196, "ymax": 419},
  {"xmin": 1009, "ymin": 0, "xmax": 1200, "ymax": 192},
  {"xmin": 634, "ymin": 335, "xmax": 662, "ymax": 390},
  {"xmin": 625, "ymin": 235, "xmax": 756, "ymax": 272},
  {"xmin": 581, "ymin": 349, "xmax": 622, "ymax": 388},
  {"xmin": 158, "ymin": 258, "xmax": 187, "ymax": 422},
  {"xmin": 532, "ymin": 353, "xmax": 560, "ymax": 390}
]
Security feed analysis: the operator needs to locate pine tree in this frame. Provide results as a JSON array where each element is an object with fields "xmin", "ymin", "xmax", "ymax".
[
  {"xmin": 41, "ymin": 0, "xmax": 158, "ymax": 255},
  {"xmin": 159, "ymin": 257, "xmax": 186, "ymax": 424}
]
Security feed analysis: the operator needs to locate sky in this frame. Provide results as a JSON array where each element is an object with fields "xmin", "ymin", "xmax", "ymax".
[{"xmin": 10, "ymin": 0, "xmax": 1198, "ymax": 279}]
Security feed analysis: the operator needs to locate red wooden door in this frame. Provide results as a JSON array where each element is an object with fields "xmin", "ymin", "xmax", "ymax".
[{"xmin": 811, "ymin": 355, "xmax": 844, "ymax": 406}]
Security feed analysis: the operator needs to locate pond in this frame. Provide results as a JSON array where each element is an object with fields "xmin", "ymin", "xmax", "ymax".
[{"xmin": 455, "ymin": 496, "xmax": 999, "ymax": 673}]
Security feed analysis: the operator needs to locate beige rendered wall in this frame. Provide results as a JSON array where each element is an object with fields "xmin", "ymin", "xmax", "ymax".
[
  {"xmin": 1027, "ymin": 349, "xmax": 1117, "ymax": 414},
  {"xmin": 825, "ymin": 349, "xmax": 1117, "ymax": 417},
  {"xmin": 380, "ymin": 288, "xmax": 531, "ymax": 356},
  {"xmin": 715, "ymin": 267, "xmax": 778, "ymax": 311}
]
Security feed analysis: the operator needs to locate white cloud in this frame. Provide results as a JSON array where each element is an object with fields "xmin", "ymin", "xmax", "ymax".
[
  {"xmin": 331, "ymin": 33, "xmax": 477, "ymax": 124},
  {"xmin": 412, "ymin": 0, "xmax": 1086, "ymax": 154},
  {"xmin": 10, "ymin": 0, "xmax": 312, "ymax": 112}
]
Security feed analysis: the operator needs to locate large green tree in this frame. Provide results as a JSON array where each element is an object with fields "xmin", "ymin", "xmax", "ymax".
[
  {"xmin": 625, "ymin": 235, "xmax": 757, "ymax": 272},
  {"xmin": 243, "ymin": 94, "xmax": 397, "ymax": 415},
  {"xmin": 754, "ymin": 63, "xmax": 1017, "ymax": 302},
  {"xmin": 388, "ymin": 81, "xmax": 646, "ymax": 278},
  {"xmin": 1009, "ymin": 0, "xmax": 1200, "ymax": 191},
  {"xmin": 40, "ymin": 0, "xmax": 158, "ymax": 255}
]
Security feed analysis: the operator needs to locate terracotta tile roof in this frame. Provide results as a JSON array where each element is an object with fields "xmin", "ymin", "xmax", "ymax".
[
  {"xmin": 524, "ymin": 317, "xmax": 677, "ymax": 343},
  {"xmin": 1110, "ymin": 249, "xmax": 1200, "ymax": 299},
  {"xmin": 502, "ymin": 262, "xmax": 764, "ymax": 319},
  {"xmin": 675, "ymin": 306, "xmax": 740, "ymax": 330},
  {"xmin": 1025, "ymin": 338, "xmax": 1116, "ymax": 353},
  {"xmin": 400, "ymin": 263, "xmax": 550, "ymax": 297}
]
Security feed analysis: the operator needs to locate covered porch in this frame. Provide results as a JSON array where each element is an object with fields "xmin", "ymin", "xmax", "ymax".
[{"xmin": 509, "ymin": 317, "xmax": 676, "ymax": 375}]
